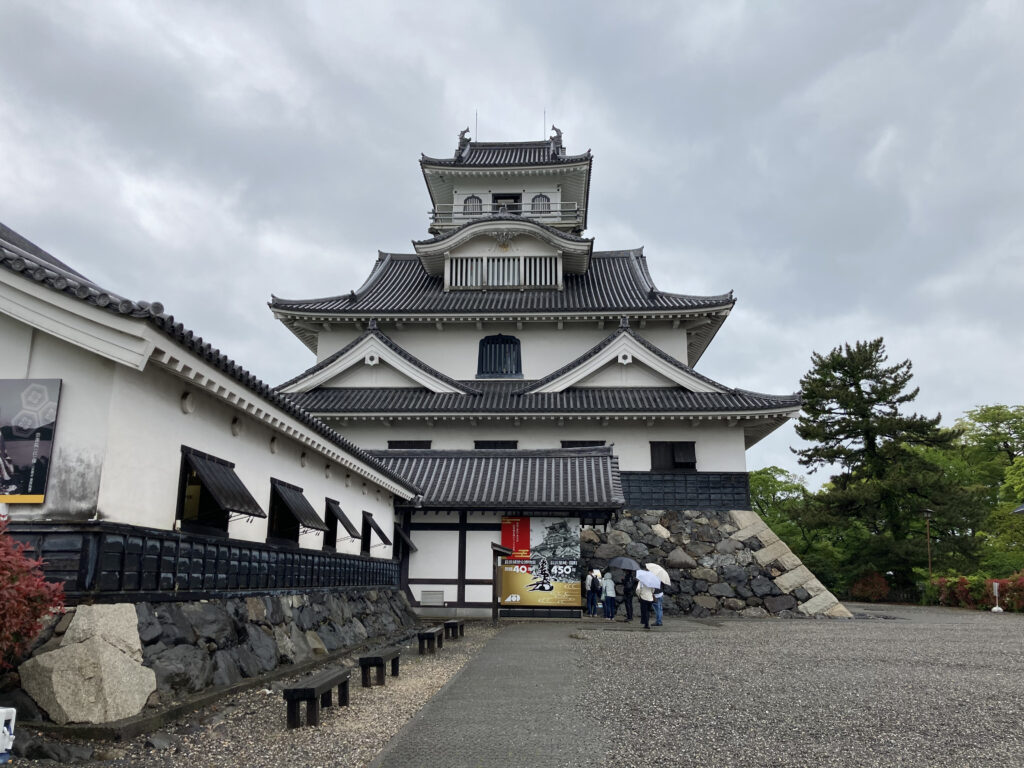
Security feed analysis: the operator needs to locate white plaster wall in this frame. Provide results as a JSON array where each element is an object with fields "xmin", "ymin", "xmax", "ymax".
[
  {"xmin": 465, "ymin": 526, "xmax": 502, "ymax": 580},
  {"xmin": 0, "ymin": 314, "xmax": 32, "ymax": 377},
  {"xmin": 3, "ymin": 320, "xmax": 115, "ymax": 521},
  {"xmin": 448, "ymin": 236, "xmax": 559, "ymax": 260},
  {"xmin": 407, "ymin": 524, "xmax": 459, "ymax": 581},
  {"xmin": 91, "ymin": 360, "xmax": 395, "ymax": 554},
  {"xmin": 323, "ymin": 362, "xmax": 419, "ymax": 388},
  {"xmin": 454, "ymin": 172, "xmax": 564, "ymax": 203},
  {"xmin": 575, "ymin": 360, "xmax": 679, "ymax": 388},
  {"xmin": 465, "ymin": 584, "xmax": 493, "ymax": 603},
  {"xmin": 336, "ymin": 419, "xmax": 748, "ymax": 472},
  {"xmin": 310, "ymin": 321, "xmax": 694, "ymax": 381}
]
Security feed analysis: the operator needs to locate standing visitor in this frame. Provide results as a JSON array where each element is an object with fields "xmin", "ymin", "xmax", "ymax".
[
  {"xmin": 585, "ymin": 569, "xmax": 602, "ymax": 617},
  {"xmin": 636, "ymin": 579, "xmax": 654, "ymax": 629},
  {"xmin": 601, "ymin": 571, "xmax": 617, "ymax": 620},
  {"xmin": 653, "ymin": 587, "xmax": 664, "ymax": 626},
  {"xmin": 621, "ymin": 571, "xmax": 636, "ymax": 623}
]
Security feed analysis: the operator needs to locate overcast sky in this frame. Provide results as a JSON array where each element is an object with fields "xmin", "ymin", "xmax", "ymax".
[{"xmin": 2, "ymin": 1, "xmax": 1021, "ymax": 483}]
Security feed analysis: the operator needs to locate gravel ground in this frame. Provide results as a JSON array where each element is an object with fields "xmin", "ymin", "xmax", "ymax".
[
  {"xmin": 14, "ymin": 622, "xmax": 500, "ymax": 768},
  {"xmin": 578, "ymin": 603, "xmax": 1024, "ymax": 768},
  {"xmin": 12, "ymin": 606, "xmax": 1024, "ymax": 767}
]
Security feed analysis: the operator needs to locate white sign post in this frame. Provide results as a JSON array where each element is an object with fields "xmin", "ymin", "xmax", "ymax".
[{"xmin": 992, "ymin": 581, "xmax": 1003, "ymax": 613}]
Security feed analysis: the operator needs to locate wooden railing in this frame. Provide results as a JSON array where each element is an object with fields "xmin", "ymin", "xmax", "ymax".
[{"xmin": 430, "ymin": 202, "xmax": 583, "ymax": 228}]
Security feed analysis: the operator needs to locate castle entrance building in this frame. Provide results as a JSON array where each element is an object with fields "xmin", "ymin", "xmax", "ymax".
[{"xmin": 271, "ymin": 129, "xmax": 803, "ymax": 617}]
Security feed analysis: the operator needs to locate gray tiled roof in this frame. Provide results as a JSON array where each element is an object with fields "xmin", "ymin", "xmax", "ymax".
[
  {"xmin": 286, "ymin": 381, "xmax": 801, "ymax": 415},
  {"xmin": 368, "ymin": 446, "xmax": 623, "ymax": 510},
  {"xmin": 276, "ymin": 320, "xmax": 482, "ymax": 394},
  {"xmin": 0, "ymin": 222, "xmax": 420, "ymax": 497},
  {"xmin": 270, "ymin": 250, "xmax": 733, "ymax": 317},
  {"xmin": 420, "ymin": 140, "xmax": 591, "ymax": 168}
]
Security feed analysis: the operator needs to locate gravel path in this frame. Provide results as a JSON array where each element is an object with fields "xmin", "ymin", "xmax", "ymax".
[
  {"xmin": 16, "ymin": 622, "xmax": 500, "ymax": 767},
  {"xmin": 376, "ymin": 604, "xmax": 1024, "ymax": 768},
  {"xmin": 13, "ymin": 605, "xmax": 1024, "ymax": 767}
]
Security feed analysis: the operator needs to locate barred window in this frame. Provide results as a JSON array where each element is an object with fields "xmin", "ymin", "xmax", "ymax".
[
  {"xmin": 477, "ymin": 334, "xmax": 522, "ymax": 378},
  {"xmin": 531, "ymin": 194, "xmax": 551, "ymax": 213},
  {"xmin": 463, "ymin": 195, "xmax": 482, "ymax": 215}
]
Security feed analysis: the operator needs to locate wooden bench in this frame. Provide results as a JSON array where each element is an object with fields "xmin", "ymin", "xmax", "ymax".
[
  {"xmin": 444, "ymin": 619, "xmax": 465, "ymax": 640},
  {"xmin": 282, "ymin": 667, "xmax": 350, "ymax": 728},
  {"xmin": 358, "ymin": 646, "xmax": 402, "ymax": 687},
  {"xmin": 418, "ymin": 625, "xmax": 444, "ymax": 654}
]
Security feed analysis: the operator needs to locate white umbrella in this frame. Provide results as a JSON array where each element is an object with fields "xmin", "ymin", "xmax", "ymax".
[
  {"xmin": 635, "ymin": 569, "xmax": 661, "ymax": 589},
  {"xmin": 645, "ymin": 563, "xmax": 670, "ymax": 585}
]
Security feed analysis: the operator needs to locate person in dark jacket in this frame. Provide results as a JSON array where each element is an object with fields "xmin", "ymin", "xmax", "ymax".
[
  {"xmin": 585, "ymin": 569, "xmax": 602, "ymax": 617},
  {"xmin": 621, "ymin": 570, "xmax": 636, "ymax": 622}
]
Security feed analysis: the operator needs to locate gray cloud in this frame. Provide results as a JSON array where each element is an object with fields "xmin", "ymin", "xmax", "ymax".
[{"xmin": 2, "ymin": 0, "xmax": 1021, "ymax": 482}]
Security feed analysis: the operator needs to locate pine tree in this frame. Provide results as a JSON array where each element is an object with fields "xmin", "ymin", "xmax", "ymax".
[{"xmin": 794, "ymin": 338, "xmax": 981, "ymax": 586}]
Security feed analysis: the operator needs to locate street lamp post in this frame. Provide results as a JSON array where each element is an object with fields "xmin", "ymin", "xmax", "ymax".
[{"xmin": 922, "ymin": 509, "xmax": 934, "ymax": 580}]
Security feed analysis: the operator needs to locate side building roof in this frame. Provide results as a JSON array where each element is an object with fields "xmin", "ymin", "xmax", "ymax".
[{"xmin": 0, "ymin": 223, "xmax": 421, "ymax": 499}]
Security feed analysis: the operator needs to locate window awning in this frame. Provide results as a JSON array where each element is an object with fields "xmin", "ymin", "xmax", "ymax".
[
  {"xmin": 393, "ymin": 525, "xmax": 418, "ymax": 552},
  {"xmin": 362, "ymin": 511, "xmax": 392, "ymax": 546},
  {"xmin": 271, "ymin": 479, "xmax": 328, "ymax": 532},
  {"xmin": 326, "ymin": 498, "xmax": 361, "ymax": 539},
  {"xmin": 184, "ymin": 449, "xmax": 266, "ymax": 519}
]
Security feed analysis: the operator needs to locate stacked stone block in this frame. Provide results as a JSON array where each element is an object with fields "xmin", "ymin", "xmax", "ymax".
[{"xmin": 582, "ymin": 509, "xmax": 851, "ymax": 619}]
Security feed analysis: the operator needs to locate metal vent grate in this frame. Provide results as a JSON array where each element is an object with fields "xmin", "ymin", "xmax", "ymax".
[{"xmin": 419, "ymin": 590, "xmax": 445, "ymax": 607}]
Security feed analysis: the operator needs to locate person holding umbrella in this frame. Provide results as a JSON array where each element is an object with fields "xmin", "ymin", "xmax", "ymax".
[
  {"xmin": 635, "ymin": 569, "xmax": 660, "ymax": 629},
  {"xmin": 646, "ymin": 563, "xmax": 670, "ymax": 626},
  {"xmin": 607, "ymin": 556, "xmax": 641, "ymax": 623}
]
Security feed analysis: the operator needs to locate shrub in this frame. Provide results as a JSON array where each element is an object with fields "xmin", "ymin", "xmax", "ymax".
[
  {"xmin": 0, "ymin": 518, "xmax": 64, "ymax": 670},
  {"xmin": 849, "ymin": 571, "xmax": 890, "ymax": 602},
  {"xmin": 921, "ymin": 570, "xmax": 1024, "ymax": 612}
]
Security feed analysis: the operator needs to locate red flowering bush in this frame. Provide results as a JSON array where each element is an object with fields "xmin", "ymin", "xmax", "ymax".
[
  {"xmin": 0, "ymin": 518, "xmax": 64, "ymax": 670},
  {"xmin": 924, "ymin": 571, "xmax": 1024, "ymax": 612},
  {"xmin": 849, "ymin": 571, "xmax": 890, "ymax": 602}
]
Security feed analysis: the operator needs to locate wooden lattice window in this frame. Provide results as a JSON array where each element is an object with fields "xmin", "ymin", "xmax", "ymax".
[{"xmin": 477, "ymin": 334, "xmax": 522, "ymax": 378}]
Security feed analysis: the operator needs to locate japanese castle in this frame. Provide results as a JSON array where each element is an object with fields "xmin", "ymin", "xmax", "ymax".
[{"xmin": 269, "ymin": 128, "xmax": 801, "ymax": 614}]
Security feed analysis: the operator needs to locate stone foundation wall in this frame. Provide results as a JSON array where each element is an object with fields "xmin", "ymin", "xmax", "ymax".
[
  {"xmin": 7, "ymin": 588, "xmax": 417, "ymax": 725},
  {"xmin": 584, "ymin": 509, "xmax": 851, "ymax": 619}
]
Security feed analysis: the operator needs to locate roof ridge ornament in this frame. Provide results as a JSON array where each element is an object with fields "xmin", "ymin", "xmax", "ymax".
[
  {"xmin": 550, "ymin": 125, "xmax": 563, "ymax": 157},
  {"xmin": 457, "ymin": 127, "xmax": 471, "ymax": 159},
  {"xmin": 618, "ymin": 316, "xmax": 630, "ymax": 329},
  {"xmin": 368, "ymin": 318, "xmax": 378, "ymax": 331}
]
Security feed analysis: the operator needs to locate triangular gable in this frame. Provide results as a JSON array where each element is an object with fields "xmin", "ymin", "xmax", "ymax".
[
  {"xmin": 278, "ymin": 323, "xmax": 480, "ymax": 395},
  {"xmin": 520, "ymin": 320, "xmax": 730, "ymax": 395}
]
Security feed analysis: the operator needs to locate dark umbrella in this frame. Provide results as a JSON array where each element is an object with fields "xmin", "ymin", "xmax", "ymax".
[{"xmin": 607, "ymin": 556, "xmax": 642, "ymax": 570}]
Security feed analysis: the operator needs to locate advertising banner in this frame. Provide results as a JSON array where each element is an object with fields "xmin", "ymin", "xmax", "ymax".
[
  {"xmin": 0, "ymin": 379, "xmax": 62, "ymax": 504},
  {"xmin": 499, "ymin": 516, "xmax": 581, "ymax": 608}
]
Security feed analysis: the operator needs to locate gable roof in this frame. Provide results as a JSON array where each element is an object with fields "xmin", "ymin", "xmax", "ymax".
[
  {"xmin": 517, "ymin": 317, "xmax": 730, "ymax": 395},
  {"xmin": 0, "ymin": 222, "xmax": 420, "ymax": 498},
  {"xmin": 277, "ymin": 319, "xmax": 481, "ymax": 395},
  {"xmin": 368, "ymin": 446, "xmax": 623, "ymax": 512}
]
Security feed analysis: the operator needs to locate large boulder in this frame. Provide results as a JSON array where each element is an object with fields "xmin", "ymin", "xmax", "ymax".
[
  {"xmin": 19, "ymin": 637, "xmax": 156, "ymax": 724},
  {"xmin": 61, "ymin": 604, "xmax": 143, "ymax": 662}
]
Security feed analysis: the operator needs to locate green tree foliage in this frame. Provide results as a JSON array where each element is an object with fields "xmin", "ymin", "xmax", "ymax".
[
  {"xmin": 955, "ymin": 405, "xmax": 1024, "ymax": 498},
  {"xmin": 794, "ymin": 338, "xmax": 984, "ymax": 587}
]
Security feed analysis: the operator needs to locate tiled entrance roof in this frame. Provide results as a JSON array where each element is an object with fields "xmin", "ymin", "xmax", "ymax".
[{"xmin": 369, "ymin": 446, "xmax": 624, "ymax": 511}]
